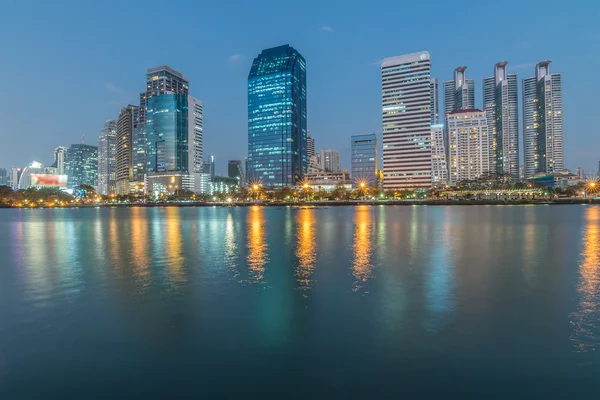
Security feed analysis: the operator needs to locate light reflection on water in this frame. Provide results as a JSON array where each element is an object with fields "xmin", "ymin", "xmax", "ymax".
[
  {"xmin": 352, "ymin": 205, "xmax": 373, "ymax": 293},
  {"xmin": 295, "ymin": 208, "xmax": 316, "ymax": 296},
  {"xmin": 571, "ymin": 206, "xmax": 600, "ymax": 354},
  {"xmin": 246, "ymin": 206, "xmax": 267, "ymax": 284}
]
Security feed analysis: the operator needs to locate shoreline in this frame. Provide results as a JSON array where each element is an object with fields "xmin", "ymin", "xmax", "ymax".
[{"xmin": 2, "ymin": 198, "xmax": 599, "ymax": 209}]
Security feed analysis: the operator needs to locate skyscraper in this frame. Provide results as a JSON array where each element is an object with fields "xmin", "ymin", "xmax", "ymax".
[
  {"xmin": 430, "ymin": 124, "xmax": 447, "ymax": 187},
  {"xmin": 317, "ymin": 149, "xmax": 341, "ymax": 173},
  {"xmin": 139, "ymin": 66, "xmax": 189, "ymax": 126},
  {"xmin": 202, "ymin": 154, "xmax": 215, "ymax": 178},
  {"xmin": 188, "ymin": 96, "xmax": 203, "ymax": 174},
  {"xmin": 228, "ymin": 160, "xmax": 244, "ymax": 182},
  {"xmin": 52, "ymin": 146, "xmax": 68, "ymax": 175},
  {"xmin": 247, "ymin": 45, "xmax": 307, "ymax": 186},
  {"xmin": 0, "ymin": 168, "xmax": 8, "ymax": 186},
  {"xmin": 116, "ymin": 105, "xmax": 139, "ymax": 194},
  {"xmin": 351, "ymin": 134, "xmax": 378, "ymax": 187},
  {"xmin": 381, "ymin": 51, "xmax": 432, "ymax": 189},
  {"xmin": 67, "ymin": 144, "xmax": 98, "ymax": 188},
  {"xmin": 98, "ymin": 120, "xmax": 117, "ymax": 195},
  {"xmin": 483, "ymin": 62, "xmax": 519, "ymax": 177},
  {"xmin": 430, "ymin": 78, "xmax": 439, "ymax": 124},
  {"xmin": 9, "ymin": 168, "xmax": 21, "ymax": 189},
  {"xmin": 444, "ymin": 66, "xmax": 475, "ymax": 116},
  {"xmin": 307, "ymin": 131, "xmax": 315, "ymax": 159},
  {"xmin": 447, "ymin": 109, "xmax": 490, "ymax": 185},
  {"xmin": 523, "ymin": 61, "xmax": 563, "ymax": 177}
]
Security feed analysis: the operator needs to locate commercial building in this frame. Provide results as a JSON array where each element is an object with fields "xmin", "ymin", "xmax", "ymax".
[
  {"xmin": 202, "ymin": 154, "xmax": 215, "ymax": 178},
  {"xmin": 10, "ymin": 168, "xmax": 22, "ymax": 189},
  {"xmin": 212, "ymin": 176, "xmax": 239, "ymax": 194},
  {"xmin": 351, "ymin": 134, "xmax": 378, "ymax": 187},
  {"xmin": 66, "ymin": 144, "xmax": 98, "ymax": 188},
  {"xmin": 228, "ymin": 160, "xmax": 244, "ymax": 183},
  {"xmin": 98, "ymin": 120, "xmax": 117, "ymax": 195},
  {"xmin": 0, "ymin": 168, "xmax": 8, "ymax": 186},
  {"xmin": 317, "ymin": 149, "xmax": 341, "ymax": 173},
  {"xmin": 247, "ymin": 44, "xmax": 307, "ymax": 186},
  {"xmin": 381, "ymin": 51, "xmax": 432, "ymax": 189},
  {"xmin": 430, "ymin": 124, "xmax": 447, "ymax": 187},
  {"xmin": 444, "ymin": 66, "xmax": 475, "ymax": 116},
  {"xmin": 139, "ymin": 66, "xmax": 189, "ymax": 126},
  {"xmin": 307, "ymin": 131, "xmax": 315, "ymax": 159},
  {"xmin": 116, "ymin": 105, "xmax": 139, "ymax": 194},
  {"xmin": 523, "ymin": 61, "xmax": 563, "ymax": 177},
  {"xmin": 52, "ymin": 146, "xmax": 68, "ymax": 175},
  {"xmin": 146, "ymin": 172, "xmax": 194, "ymax": 197},
  {"xmin": 447, "ymin": 109, "xmax": 490, "ymax": 185},
  {"xmin": 303, "ymin": 171, "xmax": 352, "ymax": 191},
  {"xmin": 430, "ymin": 78, "xmax": 439, "ymax": 124},
  {"xmin": 483, "ymin": 62, "xmax": 519, "ymax": 177}
]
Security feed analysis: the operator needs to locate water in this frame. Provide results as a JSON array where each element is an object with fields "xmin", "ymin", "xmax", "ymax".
[{"xmin": 0, "ymin": 205, "xmax": 599, "ymax": 397}]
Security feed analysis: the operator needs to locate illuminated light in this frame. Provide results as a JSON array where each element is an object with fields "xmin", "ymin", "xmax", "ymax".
[{"xmin": 227, "ymin": 198, "xmax": 232, "ymax": 203}]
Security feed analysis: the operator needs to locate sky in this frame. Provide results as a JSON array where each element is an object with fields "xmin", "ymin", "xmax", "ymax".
[{"xmin": 0, "ymin": 0, "xmax": 598, "ymax": 175}]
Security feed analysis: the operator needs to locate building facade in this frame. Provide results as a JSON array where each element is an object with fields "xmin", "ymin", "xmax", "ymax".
[
  {"xmin": 247, "ymin": 45, "xmax": 307, "ymax": 186},
  {"xmin": 483, "ymin": 62, "xmax": 519, "ymax": 177},
  {"xmin": 98, "ymin": 120, "xmax": 117, "ymax": 195},
  {"xmin": 317, "ymin": 149, "xmax": 341, "ymax": 173},
  {"xmin": 52, "ymin": 146, "xmax": 68, "ymax": 175},
  {"xmin": 9, "ymin": 168, "xmax": 21, "ymax": 189},
  {"xmin": 67, "ymin": 144, "xmax": 98, "ymax": 188},
  {"xmin": 351, "ymin": 134, "xmax": 378, "ymax": 187},
  {"xmin": 430, "ymin": 78, "xmax": 439, "ymax": 124},
  {"xmin": 382, "ymin": 51, "xmax": 432, "ymax": 189},
  {"xmin": 139, "ymin": 66, "xmax": 189, "ymax": 126},
  {"xmin": 430, "ymin": 124, "xmax": 447, "ymax": 187},
  {"xmin": 307, "ymin": 131, "xmax": 315, "ymax": 159},
  {"xmin": 116, "ymin": 105, "xmax": 139, "ymax": 194},
  {"xmin": 444, "ymin": 66, "xmax": 475, "ymax": 116},
  {"xmin": 523, "ymin": 61, "xmax": 563, "ymax": 177},
  {"xmin": 447, "ymin": 109, "xmax": 490, "ymax": 185},
  {"xmin": 228, "ymin": 160, "xmax": 244, "ymax": 183}
]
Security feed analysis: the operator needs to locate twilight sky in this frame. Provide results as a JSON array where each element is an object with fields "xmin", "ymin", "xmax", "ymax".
[{"xmin": 0, "ymin": 0, "xmax": 598, "ymax": 175}]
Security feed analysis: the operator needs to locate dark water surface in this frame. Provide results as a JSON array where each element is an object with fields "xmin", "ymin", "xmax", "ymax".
[{"xmin": 1, "ymin": 205, "xmax": 599, "ymax": 398}]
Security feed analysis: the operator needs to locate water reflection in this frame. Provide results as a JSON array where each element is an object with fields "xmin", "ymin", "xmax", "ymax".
[
  {"xmin": 225, "ymin": 212, "xmax": 240, "ymax": 281},
  {"xmin": 247, "ymin": 206, "xmax": 268, "ymax": 284},
  {"xmin": 571, "ymin": 206, "xmax": 600, "ymax": 353},
  {"xmin": 165, "ymin": 207, "xmax": 186, "ymax": 287},
  {"xmin": 295, "ymin": 209, "xmax": 316, "ymax": 296},
  {"xmin": 352, "ymin": 206, "xmax": 373, "ymax": 293},
  {"xmin": 130, "ymin": 208, "xmax": 151, "ymax": 292}
]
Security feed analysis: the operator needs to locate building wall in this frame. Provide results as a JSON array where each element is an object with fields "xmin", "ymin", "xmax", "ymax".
[
  {"xmin": 247, "ymin": 45, "xmax": 307, "ymax": 186},
  {"xmin": 351, "ymin": 134, "xmax": 377, "ymax": 187},
  {"xmin": 447, "ymin": 110, "xmax": 490, "ymax": 185},
  {"xmin": 430, "ymin": 125, "xmax": 447, "ymax": 187},
  {"xmin": 98, "ymin": 120, "xmax": 117, "ymax": 195},
  {"xmin": 116, "ymin": 105, "xmax": 138, "ymax": 194},
  {"xmin": 67, "ymin": 144, "xmax": 98, "ymax": 188},
  {"xmin": 382, "ymin": 51, "xmax": 432, "ymax": 189}
]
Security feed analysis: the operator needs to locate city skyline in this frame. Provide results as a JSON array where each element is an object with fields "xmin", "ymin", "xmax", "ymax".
[{"xmin": 0, "ymin": 0, "xmax": 597, "ymax": 175}]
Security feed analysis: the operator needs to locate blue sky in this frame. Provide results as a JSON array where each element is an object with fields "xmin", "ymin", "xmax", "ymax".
[{"xmin": 0, "ymin": 0, "xmax": 598, "ymax": 175}]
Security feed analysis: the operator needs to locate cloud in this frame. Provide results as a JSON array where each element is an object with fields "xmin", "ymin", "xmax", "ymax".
[
  {"xmin": 104, "ymin": 83, "xmax": 124, "ymax": 93},
  {"xmin": 320, "ymin": 26, "xmax": 334, "ymax": 32},
  {"xmin": 229, "ymin": 54, "xmax": 244, "ymax": 63}
]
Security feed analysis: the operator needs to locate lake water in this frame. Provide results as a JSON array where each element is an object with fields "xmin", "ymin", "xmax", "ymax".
[{"xmin": 0, "ymin": 205, "xmax": 599, "ymax": 397}]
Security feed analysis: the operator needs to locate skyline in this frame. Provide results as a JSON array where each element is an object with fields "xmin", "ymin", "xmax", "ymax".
[{"xmin": 0, "ymin": 0, "xmax": 598, "ymax": 174}]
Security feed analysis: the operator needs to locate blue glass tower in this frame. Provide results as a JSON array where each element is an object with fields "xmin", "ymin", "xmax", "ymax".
[
  {"xmin": 247, "ymin": 45, "xmax": 307, "ymax": 187},
  {"xmin": 145, "ymin": 93, "xmax": 189, "ymax": 173}
]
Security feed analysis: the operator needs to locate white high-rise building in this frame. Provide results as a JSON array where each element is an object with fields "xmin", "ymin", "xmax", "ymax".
[
  {"xmin": 53, "ymin": 146, "xmax": 68, "ymax": 175},
  {"xmin": 522, "ymin": 61, "xmax": 563, "ymax": 177},
  {"xmin": 382, "ymin": 51, "xmax": 432, "ymax": 189},
  {"xmin": 444, "ymin": 66, "xmax": 475, "ymax": 116},
  {"xmin": 317, "ymin": 149, "xmax": 341, "ymax": 173},
  {"xmin": 483, "ymin": 62, "xmax": 519, "ymax": 177},
  {"xmin": 307, "ymin": 131, "xmax": 315, "ymax": 159},
  {"xmin": 98, "ymin": 120, "xmax": 117, "ymax": 195},
  {"xmin": 188, "ymin": 95, "xmax": 203, "ymax": 174},
  {"xmin": 430, "ymin": 124, "xmax": 447, "ymax": 187},
  {"xmin": 447, "ymin": 109, "xmax": 490, "ymax": 185}
]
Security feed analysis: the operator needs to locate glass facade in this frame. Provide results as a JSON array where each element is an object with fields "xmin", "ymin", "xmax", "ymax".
[
  {"xmin": 66, "ymin": 144, "xmax": 98, "ymax": 188},
  {"xmin": 247, "ymin": 45, "xmax": 307, "ymax": 187},
  {"xmin": 351, "ymin": 134, "xmax": 378, "ymax": 187},
  {"xmin": 146, "ymin": 94, "xmax": 189, "ymax": 173}
]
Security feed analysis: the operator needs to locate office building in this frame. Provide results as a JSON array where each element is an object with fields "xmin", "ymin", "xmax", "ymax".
[
  {"xmin": 116, "ymin": 105, "xmax": 139, "ymax": 194},
  {"xmin": 228, "ymin": 160, "xmax": 244, "ymax": 183},
  {"xmin": 188, "ymin": 96, "xmax": 203, "ymax": 174},
  {"xmin": 576, "ymin": 167, "xmax": 585, "ymax": 181},
  {"xmin": 307, "ymin": 131, "xmax": 315, "ymax": 159},
  {"xmin": 247, "ymin": 45, "xmax": 307, "ymax": 186},
  {"xmin": 304, "ymin": 171, "xmax": 352, "ymax": 191},
  {"xmin": 483, "ymin": 62, "xmax": 519, "ymax": 177},
  {"xmin": 351, "ymin": 134, "xmax": 378, "ymax": 187},
  {"xmin": 444, "ymin": 66, "xmax": 475, "ymax": 116},
  {"xmin": 523, "ymin": 61, "xmax": 563, "ymax": 177},
  {"xmin": 430, "ymin": 78, "xmax": 439, "ymax": 124},
  {"xmin": 9, "ymin": 168, "xmax": 22, "ymax": 189},
  {"xmin": 98, "ymin": 120, "xmax": 117, "ymax": 195},
  {"xmin": 381, "ymin": 51, "xmax": 432, "ymax": 189},
  {"xmin": 66, "ymin": 144, "xmax": 98, "ymax": 188},
  {"xmin": 139, "ymin": 66, "xmax": 189, "ymax": 126},
  {"xmin": 447, "ymin": 109, "xmax": 490, "ymax": 185},
  {"xmin": 212, "ymin": 176, "xmax": 239, "ymax": 194},
  {"xmin": 317, "ymin": 149, "xmax": 341, "ymax": 173},
  {"xmin": 52, "ymin": 146, "xmax": 68, "ymax": 175},
  {"xmin": 202, "ymin": 154, "xmax": 215, "ymax": 178},
  {"xmin": 0, "ymin": 168, "xmax": 8, "ymax": 186},
  {"xmin": 430, "ymin": 124, "xmax": 447, "ymax": 187}
]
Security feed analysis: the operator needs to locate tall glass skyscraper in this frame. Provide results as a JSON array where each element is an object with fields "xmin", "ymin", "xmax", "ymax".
[
  {"xmin": 247, "ymin": 45, "xmax": 307, "ymax": 186},
  {"xmin": 351, "ymin": 134, "xmax": 378, "ymax": 187},
  {"xmin": 444, "ymin": 66, "xmax": 475, "ymax": 116},
  {"xmin": 523, "ymin": 61, "xmax": 563, "ymax": 177},
  {"xmin": 66, "ymin": 144, "xmax": 98, "ymax": 188}
]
